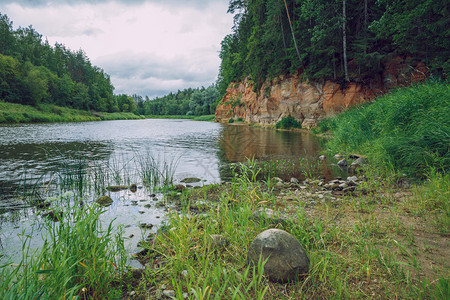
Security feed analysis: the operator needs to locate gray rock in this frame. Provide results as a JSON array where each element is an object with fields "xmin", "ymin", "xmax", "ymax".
[
  {"xmin": 351, "ymin": 157, "xmax": 368, "ymax": 168},
  {"xmin": 181, "ymin": 177, "xmax": 201, "ymax": 183},
  {"xmin": 339, "ymin": 183, "xmax": 348, "ymax": 189},
  {"xmin": 248, "ymin": 229, "xmax": 309, "ymax": 283},
  {"xmin": 334, "ymin": 154, "xmax": 344, "ymax": 160},
  {"xmin": 337, "ymin": 158, "xmax": 347, "ymax": 167},
  {"xmin": 343, "ymin": 186, "xmax": 356, "ymax": 193},
  {"xmin": 95, "ymin": 196, "xmax": 113, "ymax": 206},
  {"xmin": 162, "ymin": 290, "xmax": 176, "ymax": 298},
  {"xmin": 174, "ymin": 184, "xmax": 186, "ymax": 191},
  {"xmin": 290, "ymin": 177, "xmax": 299, "ymax": 184},
  {"xmin": 346, "ymin": 176, "xmax": 358, "ymax": 182}
]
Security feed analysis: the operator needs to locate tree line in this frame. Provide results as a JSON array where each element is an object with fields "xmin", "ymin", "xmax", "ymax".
[
  {"xmin": 217, "ymin": 0, "xmax": 449, "ymax": 96},
  {"xmin": 133, "ymin": 85, "xmax": 219, "ymax": 116}
]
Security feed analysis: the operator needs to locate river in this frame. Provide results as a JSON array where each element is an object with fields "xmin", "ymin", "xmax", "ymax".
[{"xmin": 0, "ymin": 119, "xmax": 335, "ymax": 266}]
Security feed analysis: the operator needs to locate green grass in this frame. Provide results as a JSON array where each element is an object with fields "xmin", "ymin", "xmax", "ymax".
[
  {"xmin": 0, "ymin": 101, "xmax": 144, "ymax": 124},
  {"xmin": 317, "ymin": 80, "xmax": 450, "ymax": 178},
  {"xmin": 0, "ymin": 199, "xmax": 127, "ymax": 299}
]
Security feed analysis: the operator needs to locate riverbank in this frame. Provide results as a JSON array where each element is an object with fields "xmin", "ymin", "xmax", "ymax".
[
  {"xmin": 0, "ymin": 101, "xmax": 144, "ymax": 123},
  {"xmin": 0, "ymin": 101, "xmax": 216, "ymax": 124},
  {"xmin": 144, "ymin": 114, "xmax": 215, "ymax": 121}
]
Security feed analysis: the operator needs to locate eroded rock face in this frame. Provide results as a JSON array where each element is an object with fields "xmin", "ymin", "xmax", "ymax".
[
  {"xmin": 215, "ymin": 57, "xmax": 427, "ymax": 128},
  {"xmin": 248, "ymin": 229, "xmax": 309, "ymax": 283}
]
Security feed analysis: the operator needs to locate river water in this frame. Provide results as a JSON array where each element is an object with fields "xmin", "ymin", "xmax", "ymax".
[{"xmin": 0, "ymin": 119, "xmax": 334, "ymax": 266}]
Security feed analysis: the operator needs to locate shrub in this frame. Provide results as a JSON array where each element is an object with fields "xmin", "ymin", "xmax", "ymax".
[
  {"xmin": 275, "ymin": 116, "xmax": 302, "ymax": 129},
  {"xmin": 228, "ymin": 118, "xmax": 235, "ymax": 123},
  {"xmin": 324, "ymin": 80, "xmax": 450, "ymax": 178}
]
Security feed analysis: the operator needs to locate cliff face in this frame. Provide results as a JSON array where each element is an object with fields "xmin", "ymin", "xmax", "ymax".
[{"xmin": 215, "ymin": 57, "xmax": 427, "ymax": 128}]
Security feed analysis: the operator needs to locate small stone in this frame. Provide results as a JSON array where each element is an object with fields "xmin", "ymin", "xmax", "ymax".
[
  {"xmin": 290, "ymin": 177, "xmax": 299, "ymax": 184},
  {"xmin": 334, "ymin": 154, "xmax": 344, "ymax": 160},
  {"xmin": 162, "ymin": 290, "xmax": 176, "ymax": 298},
  {"xmin": 129, "ymin": 291, "xmax": 136, "ymax": 296},
  {"xmin": 339, "ymin": 183, "xmax": 348, "ymax": 189},
  {"xmin": 319, "ymin": 155, "xmax": 326, "ymax": 160},
  {"xmin": 274, "ymin": 177, "xmax": 283, "ymax": 183},
  {"xmin": 351, "ymin": 157, "xmax": 368, "ymax": 168},
  {"xmin": 181, "ymin": 270, "xmax": 189, "ymax": 277},
  {"xmin": 337, "ymin": 158, "xmax": 347, "ymax": 167},
  {"xmin": 181, "ymin": 177, "xmax": 201, "ymax": 183},
  {"xmin": 343, "ymin": 186, "xmax": 356, "ymax": 193},
  {"xmin": 174, "ymin": 184, "xmax": 186, "ymax": 191},
  {"xmin": 106, "ymin": 185, "xmax": 129, "ymax": 192},
  {"xmin": 347, "ymin": 176, "xmax": 358, "ymax": 182},
  {"xmin": 95, "ymin": 196, "xmax": 113, "ymax": 206}
]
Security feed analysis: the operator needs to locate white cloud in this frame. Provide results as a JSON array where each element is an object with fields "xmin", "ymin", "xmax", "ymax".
[{"xmin": 1, "ymin": 0, "xmax": 233, "ymax": 97}]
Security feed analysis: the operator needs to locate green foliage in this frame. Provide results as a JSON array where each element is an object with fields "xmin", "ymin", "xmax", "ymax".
[
  {"xmin": 141, "ymin": 85, "xmax": 220, "ymax": 116},
  {"xmin": 228, "ymin": 117, "xmax": 235, "ymax": 123},
  {"xmin": 275, "ymin": 116, "xmax": 302, "ymax": 129},
  {"xmin": 322, "ymin": 80, "xmax": 450, "ymax": 178},
  {"xmin": 218, "ymin": 0, "xmax": 449, "ymax": 93},
  {"xmin": 0, "ymin": 13, "xmax": 136, "ymax": 115}
]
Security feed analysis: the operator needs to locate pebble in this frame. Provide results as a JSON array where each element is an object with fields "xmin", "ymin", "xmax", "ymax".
[{"xmin": 162, "ymin": 290, "xmax": 176, "ymax": 298}]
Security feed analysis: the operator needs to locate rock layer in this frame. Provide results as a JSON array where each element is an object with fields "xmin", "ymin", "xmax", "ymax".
[{"xmin": 215, "ymin": 57, "xmax": 427, "ymax": 128}]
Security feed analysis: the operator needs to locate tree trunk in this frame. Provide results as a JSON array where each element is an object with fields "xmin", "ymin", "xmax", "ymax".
[
  {"xmin": 283, "ymin": 0, "xmax": 303, "ymax": 67},
  {"xmin": 343, "ymin": 0, "xmax": 349, "ymax": 82}
]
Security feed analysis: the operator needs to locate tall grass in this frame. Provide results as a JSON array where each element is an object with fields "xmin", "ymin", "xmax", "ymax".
[
  {"xmin": 0, "ymin": 201, "xmax": 127, "ymax": 299},
  {"xmin": 318, "ymin": 80, "xmax": 450, "ymax": 178}
]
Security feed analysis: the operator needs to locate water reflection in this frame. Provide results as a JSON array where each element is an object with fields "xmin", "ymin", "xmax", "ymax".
[{"xmin": 218, "ymin": 125, "xmax": 323, "ymax": 162}]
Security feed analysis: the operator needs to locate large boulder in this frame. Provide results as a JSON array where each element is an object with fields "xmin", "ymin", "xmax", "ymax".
[{"xmin": 248, "ymin": 229, "xmax": 309, "ymax": 283}]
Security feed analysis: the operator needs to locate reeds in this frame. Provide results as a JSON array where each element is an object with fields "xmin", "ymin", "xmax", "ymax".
[{"xmin": 0, "ymin": 200, "xmax": 127, "ymax": 299}]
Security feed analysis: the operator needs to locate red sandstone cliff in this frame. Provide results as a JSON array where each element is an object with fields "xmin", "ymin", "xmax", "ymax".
[{"xmin": 215, "ymin": 57, "xmax": 427, "ymax": 128}]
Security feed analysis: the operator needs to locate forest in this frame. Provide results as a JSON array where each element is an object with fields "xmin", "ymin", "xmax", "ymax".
[
  {"xmin": 134, "ymin": 85, "xmax": 219, "ymax": 116},
  {"xmin": 217, "ymin": 0, "xmax": 449, "ymax": 95},
  {"xmin": 0, "ymin": 13, "xmax": 129, "ymax": 113}
]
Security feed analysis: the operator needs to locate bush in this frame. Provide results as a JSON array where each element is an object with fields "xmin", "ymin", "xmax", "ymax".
[
  {"xmin": 324, "ymin": 80, "xmax": 450, "ymax": 178},
  {"xmin": 275, "ymin": 116, "xmax": 302, "ymax": 129},
  {"xmin": 228, "ymin": 118, "xmax": 235, "ymax": 123}
]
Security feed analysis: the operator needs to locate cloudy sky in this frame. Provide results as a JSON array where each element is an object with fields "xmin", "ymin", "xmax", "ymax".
[{"xmin": 0, "ymin": 0, "xmax": 234, "ymax": 98}]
